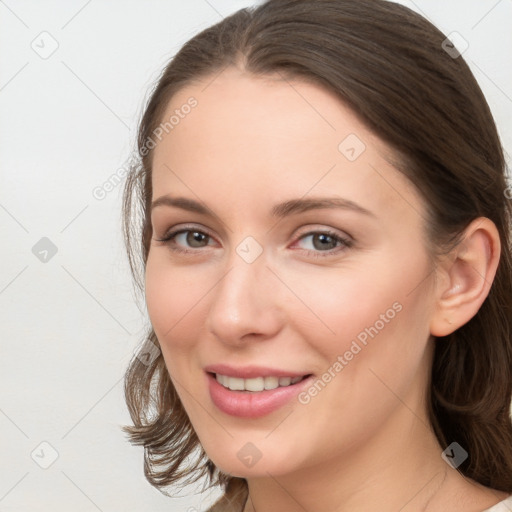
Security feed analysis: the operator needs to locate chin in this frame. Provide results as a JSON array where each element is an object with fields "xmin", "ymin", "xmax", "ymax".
[{"xmin": 202, "ymin": 438, "xmax": 307, "ymax": 480}]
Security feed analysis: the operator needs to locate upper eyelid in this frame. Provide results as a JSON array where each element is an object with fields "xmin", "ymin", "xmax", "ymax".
[
  {"xmin": 158, "ymin": 223, "xmax": 350, "ymax": 238},
  {"xmin": 159, "ymin": 224, "xmax": 217, "ymax": 242}
]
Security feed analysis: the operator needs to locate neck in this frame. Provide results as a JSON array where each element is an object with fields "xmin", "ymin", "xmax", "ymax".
[{"xmin": 243, "ymin": 395, "xmax": 452, "ymax": 512}]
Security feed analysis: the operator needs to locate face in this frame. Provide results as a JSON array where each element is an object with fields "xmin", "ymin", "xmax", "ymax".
[{"xmin": 146, "ymin": 67, "xmax": 437, "ymax": 479}]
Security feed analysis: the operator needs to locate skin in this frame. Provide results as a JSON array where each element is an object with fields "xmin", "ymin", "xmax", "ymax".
[{"xmin": 145, "ymin": 67, "xmax": 506, "ymax": 512}]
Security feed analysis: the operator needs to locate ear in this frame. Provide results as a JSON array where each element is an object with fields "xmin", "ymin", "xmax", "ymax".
[{"xmin": 430, "ymin": 217, "xmax": 501, "ymax": 337}]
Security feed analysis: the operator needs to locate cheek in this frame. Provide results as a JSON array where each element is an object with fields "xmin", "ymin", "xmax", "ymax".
[
  {"xmin": 325, "ymin": 271, "xmax": 432, "ymax": 413},
  {"xmin": 283, "ymin": 251, "xmax": 433, "ymax": 379},
  {"xmin": 144, "ymin": 252, "xmax": 207, "ymax": 355},
  {"xmin": 279, "ymin": 259, "xmax": 433, "ymax": 463}
]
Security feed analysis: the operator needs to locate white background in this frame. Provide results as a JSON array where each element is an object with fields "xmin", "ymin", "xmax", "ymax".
[{"xmin": 1, "ymin": 1, "xmax": 511, "ymax": 511}]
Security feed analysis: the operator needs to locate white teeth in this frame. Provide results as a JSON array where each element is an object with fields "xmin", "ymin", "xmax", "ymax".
[
  {"xmin": 245, "ymin": 377, "xmax": 264, "ymax": 392},
  {"xmin": 228, "ymin": 376, "xmax": 245, "ymax": 391},
  {"xmin": 264, "ymin": 376, "xmax": 279, "ymax": 390},
  {"xmin": 215, "ymin": 373, "xmax": 305, "ymax": 392},
  {"xmin": 278, "ymin": 376, "xmax": 291, "ymax": 386}
]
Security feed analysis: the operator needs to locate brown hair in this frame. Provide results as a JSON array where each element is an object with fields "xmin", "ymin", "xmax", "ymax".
[{"xmin": 121, "ymin": 0, "xmax": 512, "ymax": 507}]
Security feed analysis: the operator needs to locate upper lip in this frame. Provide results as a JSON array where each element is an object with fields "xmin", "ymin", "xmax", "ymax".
[{"xmin": 204, "ymin": 364, "xmax": 310, "ymax": 379}]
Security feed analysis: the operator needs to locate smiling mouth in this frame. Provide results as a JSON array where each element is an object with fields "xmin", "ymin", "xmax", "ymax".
[{"xmin": 211, "ymin": 373, "xmax": 311, "ymax": 392}]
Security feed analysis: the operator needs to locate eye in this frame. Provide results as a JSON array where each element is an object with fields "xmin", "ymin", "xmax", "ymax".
[
  {"xmin": 293, "ymin": 229, "xmax": 352, "ymax": 256},
  {"xmin": 154, "ymin": 226, "xmax": 216, "ymax": 253},
  {"xmin": 154, "ymin": 225, "xmax": 353, "ymax": 257}
]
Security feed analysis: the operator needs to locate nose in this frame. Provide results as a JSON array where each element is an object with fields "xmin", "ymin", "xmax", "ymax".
[{"xmin": 205, "ymin": 252, "xmax": 285, "ymax": 346}]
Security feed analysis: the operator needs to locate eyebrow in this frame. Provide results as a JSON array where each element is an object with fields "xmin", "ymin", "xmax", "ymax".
[{"xmin": 151, "ymin": 195, "xmax": 375, "ymax": 218}]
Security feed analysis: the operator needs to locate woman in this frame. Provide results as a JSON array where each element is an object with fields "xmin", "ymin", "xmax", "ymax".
[{"xmin": 121, "ymin": 0, "xmax": 512, "ymax": 510}]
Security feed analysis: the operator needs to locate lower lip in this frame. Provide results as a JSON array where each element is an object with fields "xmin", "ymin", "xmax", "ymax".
[{"xmin": 207, "ymin": 372, "xmax": 313, "ymax": 418}]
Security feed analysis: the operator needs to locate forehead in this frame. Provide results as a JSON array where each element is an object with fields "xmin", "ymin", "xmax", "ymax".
[{"xmin": 151, "ymin": 67, "xmax": 424, "ymax": 224}]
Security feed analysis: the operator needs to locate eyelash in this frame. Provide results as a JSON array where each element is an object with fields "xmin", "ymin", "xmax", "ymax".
[{"xmin": 154, "ymin": 224, "xmax": 353, "ymax": 258}]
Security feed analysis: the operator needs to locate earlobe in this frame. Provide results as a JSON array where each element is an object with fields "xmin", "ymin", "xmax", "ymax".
[{"xmin": 430, "ymin": 217, "xmax": 501, "ymax": 337}]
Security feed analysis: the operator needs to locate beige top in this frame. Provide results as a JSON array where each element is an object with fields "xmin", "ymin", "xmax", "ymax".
[
  {"xmin": 207, "ymin": 491, "xmax": 512, "ymax": 512},
  {"xmin": 482, "ymin": 495, "xmax": 512, "ymax": 512}
]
